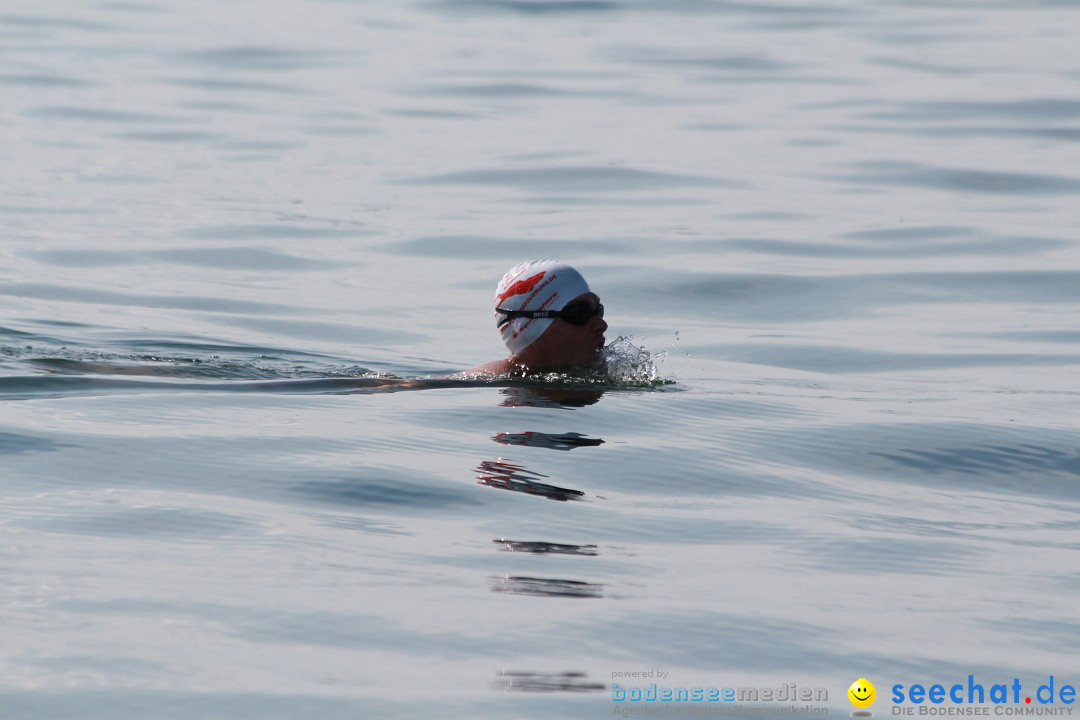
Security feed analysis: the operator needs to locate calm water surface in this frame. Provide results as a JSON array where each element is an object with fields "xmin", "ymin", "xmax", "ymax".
[{"xmin": 2, "ymin": 1, "xmax": 1080, "ymax": 718}]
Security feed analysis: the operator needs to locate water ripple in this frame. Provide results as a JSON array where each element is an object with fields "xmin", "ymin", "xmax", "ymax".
[
  {"xmin": 424, "ymin": 0, "xmax": 621, "ymax": 15},
  {"xmin": 713, "ymin": 226, "xmax": 1073, "ymax": 258},
  {"xmin": 380, "ymin": 234, "xmax": 629, "ymax": 258},
  {"xmin": 24, "ymin": 247, "xmax": 338, "ymax": 271},
  {"xmin": 873, "ymin": 443, "xmax": 1080, "ymax": 481},
  {"xmin": 178, "ymin": 223, "xmax": 370, "ymax": 241},
  {"xmin": 860, "ymin": 98, "xmax": 1080, "ymax": 122},
  {"xmin": 717, "ymin": 343, "xmax": 1080, "ymax": 373},
  {"xmin": 650, "ymin": 269, "xmax": 1080, "ymax": 322},
  {"xmin": 163, "ymin": 77, "xmax": 320, "ymax": 96},
  {"xmin": 831, "ymin": 161, "xmax": 1080, "ymax": 195},
  {"xmin": 403, "ymin": 166, "xmax": 745, "ymax": 192},
  {"xmin": 15, "ymin": 506, "xmax": 260, "ymax": 541},
  {"xmin": 26, "ymin": 106, "xmax": 190, "ymax": 124},
  {"xmin": 174, "ymin": 46, "xmax": 349, "ymax": 72},
  {"xmin": 794, "ymin": 537, "xmax": 985, "ymax": 576},
  {"xmin": 0, "ymin": 73, "xmax": 95, "ymax": 87},
  {"xmin": 0, "ymin": 13, "xmax": 113, "ymax": 32},
  {"xmin": 0, "ymin": 430, "xmax": 69, "ymax": 455},
  {"xmin": 0, "ymin": 282, "xmax": 307, "ymax": 315},
  {"xmin": 416, "ymin": 82, "xmax": 596, "ymax": 98},
  {"xmin": 292, "ymin": 476, "xmax": 481, "ymax": 510}
]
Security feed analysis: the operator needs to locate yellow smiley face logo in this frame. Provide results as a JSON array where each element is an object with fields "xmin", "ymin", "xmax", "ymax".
[{"xmin": 848, "ymin": 678, "xmax": 876, "ymax": 708}]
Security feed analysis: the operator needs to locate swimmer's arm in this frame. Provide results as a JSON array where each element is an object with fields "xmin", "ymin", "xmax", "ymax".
[{"xmin": 451, "ymin": 358, "xmax": 513, "ymax": 379}]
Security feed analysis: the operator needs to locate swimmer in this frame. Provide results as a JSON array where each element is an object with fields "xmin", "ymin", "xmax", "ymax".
[{"xmin": 462, "ymin": 260, "xmax": 608, "ymax": 376}]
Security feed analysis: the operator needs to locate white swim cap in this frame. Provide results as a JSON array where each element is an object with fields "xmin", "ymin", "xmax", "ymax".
[{"xmin": 494, "ymin": 260, "xmax": 591, "ymax": 355}]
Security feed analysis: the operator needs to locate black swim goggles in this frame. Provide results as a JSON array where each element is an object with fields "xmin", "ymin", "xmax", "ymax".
[{"xmin": 496, "ymin": 301, "xmax": 604, "ymax": 328}]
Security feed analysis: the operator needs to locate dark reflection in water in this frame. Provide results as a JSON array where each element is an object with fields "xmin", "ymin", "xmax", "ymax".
[
  {"xmin": 493, "ymin": 670, "xmax": 605, "ymax": 693},
  {"xmin": 493, "ymin": 538, "xmax": 599, "ymax": 556},
  {"xmin": 491, "ymin": 575, "xmax": 603, "ymax": 598},
  {"xmin": 499, "ymin": 386, "xmax": 605, "ymax": 408},
  {"xmin": 475, "ymin": 459, "xmax": 585, "ymax": 501},
  {"xmin": 493, "ymin": 431, "xmax": 604, "ymax": 450}
]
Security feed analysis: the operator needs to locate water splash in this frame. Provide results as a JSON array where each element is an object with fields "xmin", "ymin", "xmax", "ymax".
[
  {"xmin": 599, "ymin": 335, "xmax": 669, "ymax": 385},
  {"xmin": 468, "ymin": 335, "xmax": 675, "ymax": 389}
]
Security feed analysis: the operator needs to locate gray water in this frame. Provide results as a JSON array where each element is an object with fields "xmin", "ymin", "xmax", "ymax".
[{"xmin": 2, "ymin": 1, "xmax": 1080, "ymax": 718}]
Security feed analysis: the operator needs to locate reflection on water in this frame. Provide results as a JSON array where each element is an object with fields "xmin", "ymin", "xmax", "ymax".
[
  {"xmin": 492, "ymin": 431, "xmax": 605, "ymax": 451},
  {"xmin": 475, "ymin": 459, "xmax": 586, "ymax": 501},
  {"xmin": 491, "ymin": 575, "xmax": 604, "ymax": 599},
  {"xmin": 493, "ymin": 539, "xmax": 599, "ymax": 556},
  {"xmin": 493, "ymin": 671, "xmax": 606, "ymax": 693},
  {"xmin": 498, "ymin": 386, "xmax": 605, "ymax": 408}
]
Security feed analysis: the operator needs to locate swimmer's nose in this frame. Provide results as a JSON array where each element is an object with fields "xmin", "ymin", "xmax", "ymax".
[{"xmin": 594, "ymin": 315, "xmax": 608, "ymax": 334}]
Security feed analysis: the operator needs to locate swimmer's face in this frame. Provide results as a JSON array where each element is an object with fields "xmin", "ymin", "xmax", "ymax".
[{"xmin": 532, "ymin": 292, "xmax": 607, "ymax": 369}]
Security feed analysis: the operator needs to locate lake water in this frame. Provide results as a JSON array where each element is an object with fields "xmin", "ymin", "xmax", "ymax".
[{"xmin": 2, "ymin": 1, "xmax": 1080, "ymax": 718}]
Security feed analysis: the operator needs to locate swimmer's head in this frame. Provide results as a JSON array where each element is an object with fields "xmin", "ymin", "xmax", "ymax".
[{"xmin": 494, "ymin": 260, "xmax": 592, "ymax": 354}]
